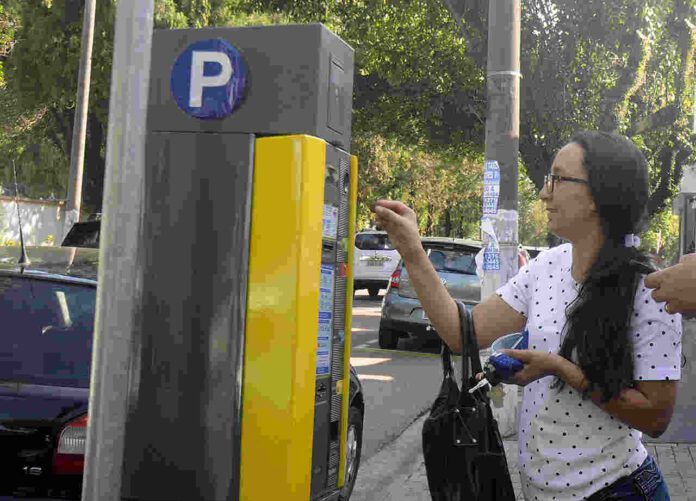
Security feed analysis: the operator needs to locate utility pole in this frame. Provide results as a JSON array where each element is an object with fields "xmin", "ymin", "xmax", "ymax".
[
  {"xmin": 81, "ymin": 1, "xmax": 154, "ymax": 500},
  {"xmin": 481, "ymin": 0, "xmax": 521, "ymax": 300},
  {"xmin": 479, "ymin": 0, "xmax": 521, "ymax": 438},
  {"xmin": 64, "ymin": 0, "xmax": 97, "ymax": 238}
]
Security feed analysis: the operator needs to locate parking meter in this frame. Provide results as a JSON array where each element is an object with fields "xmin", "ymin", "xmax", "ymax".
[{"xmin": 117, "ymin": 24, "xmax": 356, "ymax": 501}]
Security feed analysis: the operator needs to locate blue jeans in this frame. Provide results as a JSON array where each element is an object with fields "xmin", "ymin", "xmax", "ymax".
[{"xmin": 588, "ymin": 455, "xmax": 670, "ymax": 500}]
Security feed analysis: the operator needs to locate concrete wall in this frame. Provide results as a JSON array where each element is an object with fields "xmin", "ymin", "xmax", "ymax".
[{"xmin": 0, "ymin": 196, "xmax": 64, "ymax": 246}]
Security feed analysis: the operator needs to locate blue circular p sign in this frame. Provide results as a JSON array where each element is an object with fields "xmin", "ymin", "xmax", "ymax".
[{"xmin": 170, "ymin": 39, "xmax": 248, "ymax": 119}]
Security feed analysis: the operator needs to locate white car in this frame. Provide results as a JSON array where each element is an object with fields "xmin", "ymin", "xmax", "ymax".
[{"xmin": 353, "ymin": 231, "xmax": 400, "ymax": 297}]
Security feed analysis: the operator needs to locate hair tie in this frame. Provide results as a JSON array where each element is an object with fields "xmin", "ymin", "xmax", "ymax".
[{"xmin": 624, "ymin": 234, "xmax": 640, "ymax": 248}]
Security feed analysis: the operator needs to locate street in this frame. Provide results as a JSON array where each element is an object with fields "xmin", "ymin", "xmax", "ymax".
[{"xmin": 350, "ymin": 291, "xmax": 443, "ymax": 462}]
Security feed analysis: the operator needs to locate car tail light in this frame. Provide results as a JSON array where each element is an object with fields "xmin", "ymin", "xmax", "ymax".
[
  {"xmin": 389, "ymin": 268, "xmax": 401, "ymax": 289},
  {"xmin": 53, "ymin": 414, "xmax": 88, "ymax": 475}
]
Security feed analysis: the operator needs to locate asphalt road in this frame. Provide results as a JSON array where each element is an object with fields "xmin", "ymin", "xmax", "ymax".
[{"xmin": 349, "ymin": 290, "xmax": 444, "ymax": 463}]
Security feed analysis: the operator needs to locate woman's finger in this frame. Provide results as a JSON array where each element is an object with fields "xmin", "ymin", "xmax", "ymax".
[
  {"xmin": 374, "ymin": 199, "xmax": 410, "ymax": 216},
  {"xmin": 499, "ymin": 348, "xmax": 528, "ymax": 362}
]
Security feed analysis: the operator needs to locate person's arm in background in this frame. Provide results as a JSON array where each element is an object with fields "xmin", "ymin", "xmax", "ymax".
[
  {"xmin": 373, "ymin": 200, "xmax": 526, "ymax": 352},
  {"xmin": 645, "ymin": 253, "xmax": 696, "ymax": 314}
]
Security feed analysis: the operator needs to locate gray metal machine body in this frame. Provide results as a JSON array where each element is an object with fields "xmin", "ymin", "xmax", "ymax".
[{"xmin": 119, "ymin": 24, "xmax": 354, "ymax": 501}]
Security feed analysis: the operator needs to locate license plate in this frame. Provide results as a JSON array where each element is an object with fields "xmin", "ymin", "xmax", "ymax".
[{"xmin": 367, "ymin": 260, "xmax": 382, "ymax": 267}]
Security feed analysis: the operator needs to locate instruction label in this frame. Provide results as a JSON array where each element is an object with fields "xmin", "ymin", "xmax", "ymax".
[
  {"xmin": 317, "ymin": 265, "xmax": 335, "ymax": 375},
  {"xmin": 322, "ymin": 204, "xmax": 339, "ymax": 240}
]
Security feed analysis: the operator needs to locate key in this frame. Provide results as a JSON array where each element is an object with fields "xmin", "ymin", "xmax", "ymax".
[{"xmin": 469, "ymin": 377, "xmax": 492, "ymax": 394}]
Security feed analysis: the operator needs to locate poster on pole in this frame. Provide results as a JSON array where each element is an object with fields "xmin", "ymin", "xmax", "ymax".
[{"xmin": 483, "ymin": 160, "xmax": 500, "ymax": 216}]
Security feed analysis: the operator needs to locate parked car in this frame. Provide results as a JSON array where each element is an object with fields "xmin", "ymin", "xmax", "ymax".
[
  {"xmin": 0, "ymin": 246, "xmax": 364, "ymax": 500},
  {"xmin": 353, "ymin": 230, "xmax": 400, "ymax": 297},
  {"xmin": 378, "ymin": 238, "xmax": 537, "ymax": 349},
  {"xmin": 378, "ymin": 237, "xmax": 481, "ymax": 349}
]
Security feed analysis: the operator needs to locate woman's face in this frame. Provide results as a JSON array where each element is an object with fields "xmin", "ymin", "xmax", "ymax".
[{"xmin": 539, "ymin": 142, "xmax": 600, "ymax": 241}]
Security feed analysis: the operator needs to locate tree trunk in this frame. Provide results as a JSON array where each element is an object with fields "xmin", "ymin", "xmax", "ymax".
[
  {"xmin": 444, "ymin": 208, "xmax": 452, "ymax": 237},
  {"xmin": 82, "ymin": 111, "xmax": 105, "ymax": 214}
]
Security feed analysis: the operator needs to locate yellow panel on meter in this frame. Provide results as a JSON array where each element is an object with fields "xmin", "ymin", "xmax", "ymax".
[{"xmin": 240, "ymin": 135, "xmax": 326, "ymax": 500}]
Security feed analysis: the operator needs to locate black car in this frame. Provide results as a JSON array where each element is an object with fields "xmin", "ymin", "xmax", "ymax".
[{"xmin": 0, "ymin": 246, "xmax": 364, "ymax": 500}]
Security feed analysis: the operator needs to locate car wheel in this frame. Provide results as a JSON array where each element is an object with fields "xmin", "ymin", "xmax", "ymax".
[
  {"xmin": 378, "ymin": 326, "xmax": 399, "ymax": 350},
  {"xmin": 367, "ymin": 286, "xmax": 380, "ymax": 297},
  {"xmin": 339, "ymin": 406, "xmax": 363, "ymax": 500}
]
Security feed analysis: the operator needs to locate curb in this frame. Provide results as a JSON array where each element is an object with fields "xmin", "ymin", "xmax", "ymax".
[{"xmin": 351, "ymin": 412, "xmax": 430, "ymax": 501}]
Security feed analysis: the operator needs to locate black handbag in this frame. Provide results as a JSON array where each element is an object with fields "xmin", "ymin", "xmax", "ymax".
[{"xmin": 422, "ymin": 301, "xmax": 516, "ymax": 501}]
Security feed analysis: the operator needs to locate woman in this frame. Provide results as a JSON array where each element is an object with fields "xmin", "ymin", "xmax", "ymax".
[{"xmin": 374, "ymin": 131, "xmax": 681, "ymax": 500}]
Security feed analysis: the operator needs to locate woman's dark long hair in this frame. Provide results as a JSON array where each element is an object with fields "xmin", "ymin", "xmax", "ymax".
[{"xmin": 550, "ymin": 131, "xmax": 655, "ymax": 403}]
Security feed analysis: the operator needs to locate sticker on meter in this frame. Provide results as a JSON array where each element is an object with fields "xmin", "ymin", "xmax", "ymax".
[
  {"xmin": 318, "ymin": 316, "xmax": 332, "ymax": 338},
  {"xmin": 317, "ymin": 265, "xmax": 334, "ymax": 375},
  {"xmin": 319, "ymin": 265, "xmax": 334, "ymax": 314},
  {"xmin": 318, "ymin": 319, "xmax": 332, "ymax": 355},
  {"xmin": 317, "ymin": 313, "xmax": 332, "ymax": 377},
  {"xmin": 316, "ymin": 351, "xmax": 331, "ymax": 376},
  {"xmin": 322, "ymin": 204, "xmax": 339, "ymax": 240}
]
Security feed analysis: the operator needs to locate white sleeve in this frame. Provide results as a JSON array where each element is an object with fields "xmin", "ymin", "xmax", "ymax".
[
  {"xmin": 631, "ymin": 277, "xmax": 682, "ymax": 382},
  {"xmin": 495, "ymin": 257, "xmax": 540, "ymax": 318}
]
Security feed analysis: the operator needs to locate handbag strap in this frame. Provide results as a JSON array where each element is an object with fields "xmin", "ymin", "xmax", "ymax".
[
  {"xmin": 438, "ymin": 302, "xmax": 483, "ymax": 382},
  {"xmin": 455, "ymin": 301, "xmax": 483, "ymax": 388},
  {"xmin": 440, "ymin": 339, "xmax": 455, "ymax": 378}
]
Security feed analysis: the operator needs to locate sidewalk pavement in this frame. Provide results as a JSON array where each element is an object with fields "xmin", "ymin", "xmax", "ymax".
[{"xmin": 352, "ymin": 414, "xmax": 696, "ymax": 501}]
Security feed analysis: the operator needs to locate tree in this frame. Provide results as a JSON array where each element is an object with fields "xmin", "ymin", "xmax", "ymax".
[
  {"xmin": 3, "ymin": 0, "xmax": 690, "ymax": 253},
  {"xmin": 448, "ymin": 0, "xmax": 695, "ymax": 213}
]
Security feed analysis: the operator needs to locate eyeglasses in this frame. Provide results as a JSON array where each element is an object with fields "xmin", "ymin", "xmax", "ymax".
[{"xmin": 544, "ymin": 173, "xmax": 589, "ymax": 194}]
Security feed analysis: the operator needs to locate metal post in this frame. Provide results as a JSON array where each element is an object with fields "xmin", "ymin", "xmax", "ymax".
[
  {"xmin": 479, "ymin": 0, "xmax": 521, "ymax": 438},
  {"xmin": 481, "ymin": 0, "xmax": 521, "ymax": 299},
  {"xmin": 81, "ymin": 2, "xmax": 154, "ymax": 500},
  {"xmin": 64, "ymin": 0, "xmax": 97, "ymax": 237}
]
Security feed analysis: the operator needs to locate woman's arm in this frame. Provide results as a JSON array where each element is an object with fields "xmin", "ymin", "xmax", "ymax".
[
  {"xmin": 553, "ymin": 356, "xmax": 677, "ymax": 438},
  {"xmin": 397, "ymin": 245, "xmax": 462, "ymax": 352},
  {"xmin": 400, "ymin": 246, "xmax": 527, "ymax": 352},
  {"xmin": 373, "ymin": 200, "xmax": 526, "ymax": 353}
]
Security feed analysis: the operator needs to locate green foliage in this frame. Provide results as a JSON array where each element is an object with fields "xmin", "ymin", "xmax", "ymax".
[
  {"xmin": 0, "ymin": 0, "xmax": 692, "ymax": 257},
  {"xmin": 640, "ymin": 207, "xmax": 681, "ymax": 265},
  {"xmin": 518, "ymin": 0, "xmax": 696, "ymax": 217},
  {"xmin": 352, "ymin": 133, "xmax": 482, "ymax": 237},
  {"xmin": 517, "ymin": 164, "xmax": 548, "ymax": 247}
]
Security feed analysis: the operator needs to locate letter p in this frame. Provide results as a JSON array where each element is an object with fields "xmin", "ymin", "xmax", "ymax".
[{"xmin": 189, "ymin": 51, "xmax": 233, "ymax": 108}]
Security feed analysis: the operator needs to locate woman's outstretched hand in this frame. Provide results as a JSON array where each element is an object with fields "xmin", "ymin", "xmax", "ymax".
[{"xmin": 372, "ymin": 200, "xmax": 422, "ymax": 262}]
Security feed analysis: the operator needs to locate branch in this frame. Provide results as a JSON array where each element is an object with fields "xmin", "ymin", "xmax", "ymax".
[
  {"xmin": 647, "ymin": 145, "xmax": 677, "ymax": 218},
  {"xmin": 612, "ymin": 35, "xmax": 653, "ymax": 129},
  {"xmin": 625, "ymin": 105, "xmax": 678, "ymax": 136},
  {"xmin": 598, "ymin": 14, "xmax": 649, "ymax": 132},
  {"xmin": 440, "ymin": 0, "xmax": 488, "ymax": 68}
]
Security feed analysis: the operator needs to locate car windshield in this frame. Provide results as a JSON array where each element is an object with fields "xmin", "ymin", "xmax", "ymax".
[
  {"xmin": 0, "ymin": 276, "xmax": 95, "ymax": 388},
  {"xmin": 355, "ymin": 233, "xmax": 394, "ymax": 251},
  {"xmin": 426, "ymin": 248, "xmax": 477, "ymax": 275}
]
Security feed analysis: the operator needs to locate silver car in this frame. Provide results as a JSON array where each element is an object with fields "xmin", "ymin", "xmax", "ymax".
[
  {"xmin": 353, "ymin": 230, "xmax": 400, "ymax": 297},
  {"xmin": 378, "ymin": 237, "xmax": 482, "ymax": 349}
]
